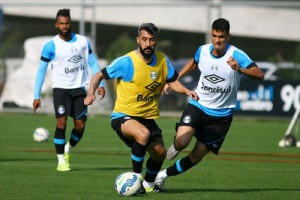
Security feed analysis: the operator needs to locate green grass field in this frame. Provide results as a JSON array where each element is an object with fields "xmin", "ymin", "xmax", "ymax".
[{"xmin": 0, "ymin": 113, "xmax": 299, "ymax": 199}]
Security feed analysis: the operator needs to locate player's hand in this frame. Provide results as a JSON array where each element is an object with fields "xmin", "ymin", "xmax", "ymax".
[
  {"xmin": 84, "ymin": 95, "xmax": 96, "ymax": 105},
  {"xmin": 97, "ymin": 87, "xmax": 106, "ymax": 100},
  {"xmin": 227, "ymin": 56, "xmax": 241, "ymax": 72},
  {"xmin": 162, "ymin": 84, "xmax": 172, "ymax": 95},
  {"xmin": 33, "ymin": 99, "xmax": 41, "ymax": 113},
  {"xmin": 186, "ymin": 90, "xmax": 199, "ymax": 101}
]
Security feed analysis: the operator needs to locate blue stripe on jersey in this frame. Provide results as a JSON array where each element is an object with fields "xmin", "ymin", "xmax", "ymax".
[
  {"xmin": 176, "ymin": 159, "xmax": 183, "ymax": 173},
  {"xmin": 188, "ymin": 99, "xmax": 233, "ymax": 117},
  {"xmin": 165, "ymin": 56, "xmax": 176, "ymax": 81},
  {"xmin": 54, "ymin": 138, "xmax": 65, "ymax": 145},
  {"xmin": 111, "ymin": 112, "xmax": 127, "ymax": 120},
  {"xmin": 131, "ymin": 153, "xmax": 145, "ymax": 162},
  {"xmin": 106, "ymin": 55, "xmax": 133, "ymax": 81}
]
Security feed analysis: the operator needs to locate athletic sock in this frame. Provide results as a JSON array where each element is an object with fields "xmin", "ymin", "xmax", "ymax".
[
  {"xmin": 131, "ymin": 141, "xmax": 146, "ymax": 174},
  {"xmin": 166, "ymin": 155, "xmax": 196, "ymax": 176},
  {"xmin": 144, "ymin": 157, "xmax": 163, "ymax": 183},
  {"xmin": 54, "ymin": 127, "xmax": 66, "ymax": 154},
  {"xmin": 69, "ymin": 128, "xmax": 83, "ymax": 147}
]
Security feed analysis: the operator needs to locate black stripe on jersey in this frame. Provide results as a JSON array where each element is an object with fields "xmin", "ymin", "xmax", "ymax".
[
  {"xmin": 89, "ymin": 48, "xmax": 93, "ymax": 54},
  {"xmin": 247, "ymin": 62, "xmax": 257, "ymax": 69},
  {"xmin": 166, "ymin": 71, "xmax": 179, "ymax": 83},
  {"xmin": 101, "ymin": 68, "xmax": 111, "ymax": 80},
  {"xmin": 41, "ymin": 56, "xmax": 50, "ymax": 62}
]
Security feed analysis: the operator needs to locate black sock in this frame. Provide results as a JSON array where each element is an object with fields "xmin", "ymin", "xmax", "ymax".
[
  {"xmin": 69, "ymin": 128, "xmax": 83, "ymax": 147},
  {"xmin": 131, "ymin": 141, "xmax": 146, "ymax": 173},
  {"xmin": 166, "ymin": 156, "xmax": 195, "ymax": 176},
  {"xmin": 144, "ymin": 157, "xmax": 163, "ymax": 182},
  {"xmin": 54, "ymin": 127, "xmax": 66, "ymax": 154}
]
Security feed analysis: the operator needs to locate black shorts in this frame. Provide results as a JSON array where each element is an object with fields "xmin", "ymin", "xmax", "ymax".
[
  {"xmin": 179, "ymin": 104, "xmax": 232, "ymax": 154},
  {"xmin": 53, "ymin": 88, "xmax": 87, "ymax": 120},
  {"xmin": 111, "ymin": 116, "xmax": 162, "ymax": 147}
]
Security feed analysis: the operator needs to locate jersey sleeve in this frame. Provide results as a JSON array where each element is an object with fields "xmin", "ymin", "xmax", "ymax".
[
  {"xmin": 165, "ymin": 55, "xmax": 179, "ymax": 83},
  {"xmin": 194, "ymin": 46, "xmax": 202, "ymax": 64},
  {"xmin": 232, "ymin": 49, "xmax": 255, "ymax": 69},
  {"xmin": 102, "ymin": 56, "xmax": 133, "ymax": 81},
  {"xmin": 87, "ymin": 46, "xmax": 105, "ymax": 87},
  {"xmin": 34, "ymin": 41, "xmax": 54, "ymax": 99}
]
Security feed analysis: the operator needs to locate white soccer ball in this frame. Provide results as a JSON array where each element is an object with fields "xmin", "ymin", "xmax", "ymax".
[
  {"xmin": 33, "ymin": 127, "xmax": 50, "ymax": 142},
  {"xmin": 114, "ymin": 172, "xmax": 141, "ymax": 196}
]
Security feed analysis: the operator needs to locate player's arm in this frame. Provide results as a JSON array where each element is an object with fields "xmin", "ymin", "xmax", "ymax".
[
  {"xmin": 84, "ymin": 70, "xmax": 105, "ymax": 105},
  {"xmin": 168, "ymin": 80, "xmax": 199, "ymax": 101},
  {"xmin": 87, "ymin": 43, "xmax": 106, "ymax": 99},
  {"xmin": 228, "ymin": 50, "xmax": 264, "ymax": 80},
  {"xmin": 33, "ymin": 42, "xmax": 53, "ymax": 113}
]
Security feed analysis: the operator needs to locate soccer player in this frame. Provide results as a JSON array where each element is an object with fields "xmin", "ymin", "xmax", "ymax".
[
  {"xmin": 33, "ymin": 9, "xmax": 105, "ymax": 172},
  {"xmin": 84, "ymin": 23, "xmax": 198, "ymax": 193},
  {"xmin": 155, "ymin": 18, "xmax": 264, "ymax": 188}
]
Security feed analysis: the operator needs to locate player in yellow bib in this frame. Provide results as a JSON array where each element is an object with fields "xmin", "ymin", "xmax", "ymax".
[{"xmin": 84, "ymin": 23, "xmax": 198, "ymax": 194}]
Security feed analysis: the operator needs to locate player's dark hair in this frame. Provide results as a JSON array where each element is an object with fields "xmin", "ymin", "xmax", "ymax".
[
  {"xmin": 138, "ymin": 23, "xmax": 160, "ymax": 36},
  {"xmin": 56, "ymin": 9, "xmax": 71, "ymax": 20},
  {"xmin": 212, "ymin": 18, "xmax": 230, "ymax": 34}
]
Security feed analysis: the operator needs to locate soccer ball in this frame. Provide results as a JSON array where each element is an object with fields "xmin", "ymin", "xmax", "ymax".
[
  {"xmin": 33, "ymin": 127, "xmax": 50, "ymax": 142},
  {"xmin": 114, "ymin": 172, "xmax": 141, "ymax": 196},
  {"xmin": 278, "ymin": 134, "xmax": 297, "ymax": 147}
]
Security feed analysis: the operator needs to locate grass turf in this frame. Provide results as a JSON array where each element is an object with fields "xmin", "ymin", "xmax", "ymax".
[{"xmin": 0, "ymin": 113, "xmax": 299, "ymax": 199}]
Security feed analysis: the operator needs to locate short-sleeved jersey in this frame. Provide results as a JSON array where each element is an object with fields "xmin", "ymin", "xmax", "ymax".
[
  {"xmin": 102, "ymin": 50, "xmax": 178, "ymax": 119},
  {"xmin": 34, "ymin": 33, "xmax": 101, "ymax": 99},
  {"xmin": 189, "ymin": 44, "xmax": 255, "ymax": 117}
]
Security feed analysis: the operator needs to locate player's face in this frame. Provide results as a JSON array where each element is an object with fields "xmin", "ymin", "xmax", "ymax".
[
  {"xmin": 211, "ymin": 29, "xmax": 230, "ymax": 55},
  {"xmin": 55, "ymin": 16, "xmax": 71, "ymax": 38},
  {"xmin": 137, "ymin": 30, "xmax": 157, "ymax": 59}
]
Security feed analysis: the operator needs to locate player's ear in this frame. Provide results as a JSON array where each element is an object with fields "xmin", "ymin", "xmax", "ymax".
[
  {"xmin": 227, "ymin": 33, "xmax": 231, "ymax": 41},
  {"xmin": 136, "ymin": 36, "xmax": 140, "ymax": 44}
]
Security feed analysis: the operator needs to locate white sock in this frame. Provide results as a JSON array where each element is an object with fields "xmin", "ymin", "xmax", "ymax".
[
  {"xmin": 64, "ymin": 142, "xmax": 72, "ymax": 153},
  {"xmin": 160, "ymin": 169, "xmax": 168, "ymax": 178},
  {"xmin": 143, "ymin": 180, "xmax": 154, "ymax": 188},
  {"xmin": 133, "ymin": 172, "xmax": 142, "ymax": 180},
  {"xmin": 57, "ymin": 154, "xmax": 65, "ymax": 164}
]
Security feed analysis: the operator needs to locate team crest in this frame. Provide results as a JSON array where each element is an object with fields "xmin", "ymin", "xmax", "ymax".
[
  {"xmin": 57, "ymin": 105, "xmax": 65, "ymax": 114},
  {"xmin": 183, "ymin": 115, "xmax": 191, "ymax": 124},
  {"xmin": 150, "ymin": 72, "xmax": 157, "ymax": 80}
]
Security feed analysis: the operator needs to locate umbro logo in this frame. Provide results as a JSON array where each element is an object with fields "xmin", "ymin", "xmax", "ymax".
[
  {"xmin": 145, "ymin": 82, "xmax": 161, "ymax": 91},
  {"xmin": 204, "ymin": 74, "xmax": 225, "ymax": 84},
  {"xmin": 68, "ymin": 55, "xmax": 82, "ymax": 63}
]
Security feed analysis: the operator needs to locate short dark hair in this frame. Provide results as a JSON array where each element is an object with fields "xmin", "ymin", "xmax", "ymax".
[
  {"xmin": 138, "ymin": 23, "xmax": 160, "ymax": 36},
  {"xmin": 56, "ymin": 9, "xmax": 71, "ymax": 20},
  {"xmin": 212, "ymin": 18, "xmax": 230, "ymax": 34}
]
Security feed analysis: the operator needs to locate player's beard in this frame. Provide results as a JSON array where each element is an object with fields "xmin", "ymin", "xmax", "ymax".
[
  {"xmin": 139, "ymin": 45, "xmax": 155, "ymax": 59},
  {"xmin": 57, "ymin": 27, "xmax": 71, "ymax": 37}
]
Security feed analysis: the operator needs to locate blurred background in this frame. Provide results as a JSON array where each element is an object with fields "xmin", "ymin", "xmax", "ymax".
[{"xmin": 0, "ymin": 0, "xmax": 299, "ymax": 119}]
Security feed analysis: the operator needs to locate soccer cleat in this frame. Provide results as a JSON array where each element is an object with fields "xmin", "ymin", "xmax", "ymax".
[
  {"xmin": 57, "ymin": 162, "xmax": 71, "ymax": 172},
  {"xmin": 154, "ymin": 170, "xmax": 167, "ymax": 190},
  {"xmin": 135, "ymin": 181, "xmax": 146, "ymax": 195},
  {"xmin": 152, "ymin": 183, "xmax": 166, "ymax": 193},
  {"xmin": 166, "ymin": 144, "xmax": 179, "ymax": 160},
  {"xmin": 64, "ymin": 153, "xmax": 70, "ymax": 168}
]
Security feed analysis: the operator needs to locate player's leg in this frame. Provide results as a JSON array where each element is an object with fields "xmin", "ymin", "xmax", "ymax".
[
  {"xmin": 120, "ymin": 118, "xmax": 150, "ymax": 178},
  {"xmin": 167, "ymin": 125, "xmax": 195, "ymax": 160},
  {"xmin": 53, "ymin": 88, "xmax": 70, "ymax": 171},
  {"xmin": 143, "ymin": 135, "xmax": 166, "ymax": 192},
  {"xmin": 64, "ymin": 88, "xmax": 88, "ymax": 167},
  {"xmin": 156, "ymin": 141, "xmax": 210, "ymax": 188}
]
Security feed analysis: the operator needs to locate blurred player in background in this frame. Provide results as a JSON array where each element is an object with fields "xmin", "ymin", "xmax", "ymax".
[
  {"xmin": 33, "ymin": 9, "xmax": 105, "ymax": 171},
  {"xmin": 155, "ymin": 18, "xmax": 264, "ymax": 189},
  {"xmin": 84, "ymin": 23, "xmax": 198, "ymax": 193}
]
